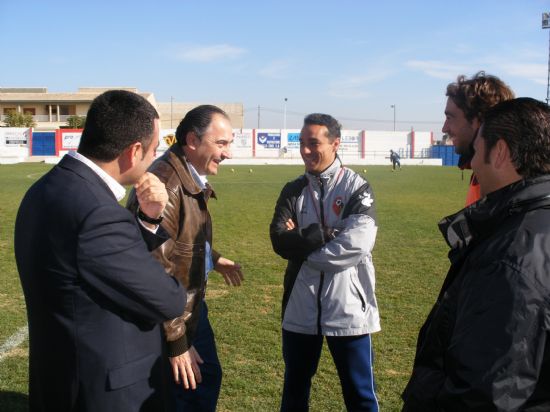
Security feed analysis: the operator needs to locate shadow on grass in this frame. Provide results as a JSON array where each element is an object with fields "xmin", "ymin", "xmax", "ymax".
[{"xmin": 0, "ymin": 391, "xmax": 28, "ymax": 411}]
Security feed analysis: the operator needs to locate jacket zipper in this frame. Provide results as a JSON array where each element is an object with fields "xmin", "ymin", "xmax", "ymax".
[
  {"xmin": 319, "ymin": 177, "xmax": 326, "ymax": 227},
  {"xmin": 317, "ymin": 272, "xmax": 325, "ymax": 334},
  {"xmin": 354, "ymin": 283, "xmax": 367, "ymax": 312},
  {"xmin": 317, "ymin": 178, "xmax": 326, "ymax": 335}
]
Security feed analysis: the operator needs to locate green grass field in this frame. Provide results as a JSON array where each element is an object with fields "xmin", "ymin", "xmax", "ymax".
[{"xmin": 0, "ymin": 163, "xmax": 469, "ymax": 411}]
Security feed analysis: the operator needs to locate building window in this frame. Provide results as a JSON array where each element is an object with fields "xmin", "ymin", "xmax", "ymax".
[
  {"xmin": 3, "ymin": 108, "xmax": 16, "ymax": 115},
  {"xmin": 23, "ymin": 108, "xmax": 36, "ymax": 115}
]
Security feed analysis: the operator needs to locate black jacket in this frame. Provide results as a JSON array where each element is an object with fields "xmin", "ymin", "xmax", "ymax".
[
  {"xmin": 402, "ymin": 176, "xmax": 550, "ymax": 412},
  {"xmin": 15, "ymin": 155, "xmax": 186, "ymax": 412}
]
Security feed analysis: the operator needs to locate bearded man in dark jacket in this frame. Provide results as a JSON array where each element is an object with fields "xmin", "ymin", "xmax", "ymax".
[
  {"xmin": 442, "ymin": 72, "xmax": 514, "ymax": 206},
  {"xmin": 402, "ymin": 98, "xmax": 550, "ymax": 411}
]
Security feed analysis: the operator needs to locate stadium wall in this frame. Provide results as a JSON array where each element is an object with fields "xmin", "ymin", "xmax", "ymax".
[{"xmin": 0, "ymin": 127, "xmax": 443, "ymax": 166}]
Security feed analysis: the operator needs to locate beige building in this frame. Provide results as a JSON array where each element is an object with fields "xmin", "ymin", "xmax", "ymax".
[
  {"xmin": 0, "ymin": 87, "xmax": 244, "ymax": 130},
  {"xmin": 157, "ymin": 102, "xmax": 244, "ymax": 129}
]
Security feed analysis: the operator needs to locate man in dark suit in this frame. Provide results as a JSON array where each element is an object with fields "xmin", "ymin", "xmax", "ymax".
[{"xmin": 14, "ymin": 90, "xmax": 186, "ymax": 411}]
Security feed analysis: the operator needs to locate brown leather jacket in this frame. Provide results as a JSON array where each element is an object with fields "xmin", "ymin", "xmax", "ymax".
[{"xmin": 127, "ymin": 144, "xmax": 220, "ymax": 357}]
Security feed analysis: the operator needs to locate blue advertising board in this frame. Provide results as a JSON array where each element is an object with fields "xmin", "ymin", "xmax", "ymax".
[
  {"xmin": 287, "ymin": 133, "xmax": 300, "ymax": 149},
  {"xmin": 257, "ymin": 132, "xmax": 281, "ymax": 149},
  {"xmin": 32, "ymin": 132, "xmax": 56, "ymax": 156}
]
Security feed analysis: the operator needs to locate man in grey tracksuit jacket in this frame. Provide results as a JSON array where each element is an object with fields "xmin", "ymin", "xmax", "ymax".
[{"xmin": 270, "ymin": 113, "xmax": 380, "ymax": 412}]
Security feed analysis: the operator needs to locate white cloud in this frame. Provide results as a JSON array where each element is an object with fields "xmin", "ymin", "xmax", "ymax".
[
  {"xmin": 406, "ymin": 60, "xmax": 474, "ymax": 80},
  {"xmin": 499, "ymin": 63, "xmax": 547, "ymax": 85},
  {"xmin": 327, "ymin": 72, "xmax": 393, "ymax": 99},
  {"xmin": 483, "ymin": 48, "xmax": 548, "ymax": 86},
  {"xmin": 172, "ymin": 44, "xmax": 246, "ymax": 62},
  {"xmin": 408, "ymin": 55, "xmax": 547, "ymax": 86},
  {"xmin": 259, "ymin": 60, "xmax": 291, "ymax": 79}
]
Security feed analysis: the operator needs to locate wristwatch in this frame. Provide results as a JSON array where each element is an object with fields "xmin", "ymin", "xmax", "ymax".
[{"xmin": 137, "ymin": 207, "xmax": 164, "ymax": 225}]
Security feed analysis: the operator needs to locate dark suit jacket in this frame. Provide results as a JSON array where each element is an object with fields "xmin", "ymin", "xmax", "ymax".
[{"xmin": 14, "ymin": 155, "xmax": 186, "ymax": 412}]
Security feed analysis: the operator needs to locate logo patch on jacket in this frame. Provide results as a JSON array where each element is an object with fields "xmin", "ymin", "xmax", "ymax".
[
  {"xmin": 332, "ymin": 197, "xmax": 344, "ymax": 216},
  {"xmin": 360, "ymin": 192, "xmax": 374, "ymax": 208}
]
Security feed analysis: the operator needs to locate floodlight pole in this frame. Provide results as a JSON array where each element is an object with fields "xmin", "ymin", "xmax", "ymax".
[
  {"xmin": 283, "ymin": 98, "xmax": 288, "ymax": 130},
  {"xmin": 391, "ymin": 104, "xmax": 396, "ymax": 131},
  {"xmin": 543, "ymin": 12, "xmax": 550, "ymax": 104},
  {"xmin": 547, "ymin": 29, "xmax": 550, "ymax": 104}
]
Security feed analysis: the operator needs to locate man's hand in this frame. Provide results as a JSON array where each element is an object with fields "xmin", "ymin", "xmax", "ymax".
[
  {"xmin": 170, "ymin": 346, "xmax": 204, "ymax": 390},
  {"xmin": 135, "ymin": 172, "xmax": 168, "ymax": 219},
  {"xmin": 285, "ymin": 218, "xmax": 296, "ymax": 231},
  {"xmin": 323, "ymin": 227, "xmax": 339, "ymax": 242},
  {"xmin": 214, "ymin": 256, "xmax": 244, "ymax": 286},
  {"xmin": 287, "ymin": 217, "xmax": 337, "ymax": 243}
]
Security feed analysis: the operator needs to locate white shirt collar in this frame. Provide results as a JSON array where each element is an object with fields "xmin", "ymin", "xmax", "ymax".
[
  {"xmin": 68, "ymin": 151, "xmax": 126, "ymax": 201},
  {"xmin": 186, "ymin": 161, "xmax": 208, "ymax": 190}
]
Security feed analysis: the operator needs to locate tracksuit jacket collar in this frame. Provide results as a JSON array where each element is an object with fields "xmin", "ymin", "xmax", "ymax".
[{"xmin": 305, "ymin": 156, "xmax": 343, "ymax": 188}]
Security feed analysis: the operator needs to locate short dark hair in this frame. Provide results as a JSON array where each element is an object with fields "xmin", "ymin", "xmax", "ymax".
[
  {"xmin": 302, "ymin": 113, "xmax": 341, "ymax": 141},
  {"xmin": 481, "ymin": 97, "xmax": 550, "ymax": 178},
  {"xmin": 78, "ymin": 90, "xmax": 159, "ymax": 161},
  {"xmin": 446, "ymin": 71, "xmax": 515, "ymax": 122},
  {"xmin": 175, "ymin": 105, "xmax": 229, "ymax": 146}
]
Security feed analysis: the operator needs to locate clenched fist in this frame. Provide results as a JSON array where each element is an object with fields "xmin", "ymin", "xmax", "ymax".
[{"xmin": 134, "ymin": 172, "xmax": 168, "ymax": 220}]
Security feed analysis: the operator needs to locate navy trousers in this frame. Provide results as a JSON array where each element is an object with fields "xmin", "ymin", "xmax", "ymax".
[
  {"xmin": 172, "ymin": 301, "xmax": 222, "ymax": 412},
  {"xmin": 281, "ymin": 329, "xmax": 379, "ymax": 412}
]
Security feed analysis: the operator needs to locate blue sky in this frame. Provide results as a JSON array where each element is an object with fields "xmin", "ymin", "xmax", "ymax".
[{"xmin": 1, "ymin": 0, "xmax": 549, "ymax": 133}]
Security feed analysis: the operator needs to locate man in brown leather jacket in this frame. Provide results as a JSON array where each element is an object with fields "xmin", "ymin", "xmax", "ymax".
[{"xmin": 127, "ymin": 105, "xmax": 243, "ymax": 412}]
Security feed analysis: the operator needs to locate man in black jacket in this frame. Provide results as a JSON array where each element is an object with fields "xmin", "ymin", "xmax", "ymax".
[
  {"xmin": 15, "ymin": 90, "xmax": 186, "ymax": 411},
  {"xmin": 402, "ymin": 98, "xmax": 550, "ymax": 411}
]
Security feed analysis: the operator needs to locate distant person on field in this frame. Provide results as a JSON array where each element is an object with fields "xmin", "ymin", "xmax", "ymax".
[
  {"xmin": 442, "ymin": 71, "xmax": 514, "ymax": 206},
  {"xmin": 390, "ymin": 149, "xmax": 401, "ymax": 171},
  {"xmin": 402, "ymin": 98, "xmax": 550, "ymax": 410},
  {"xmin": 14, "ymin": 90, "xmax": 186, "ymax": 411},
  {"xmin": 270, "ymin": 113, "xmax": 381, "ymax": 412},
  {"xmin": 127, "ymin": 104, "xmax": 243, "ymax": 412}
]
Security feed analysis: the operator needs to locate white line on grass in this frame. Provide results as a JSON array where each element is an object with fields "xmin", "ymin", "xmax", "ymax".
[
  {"xmin": 26, "ymin": 172, "xmax": 45, "ymax": 179},
  {"xmin": 0, "ymin": 325, "xmax": 28, "ymax": 362}
]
